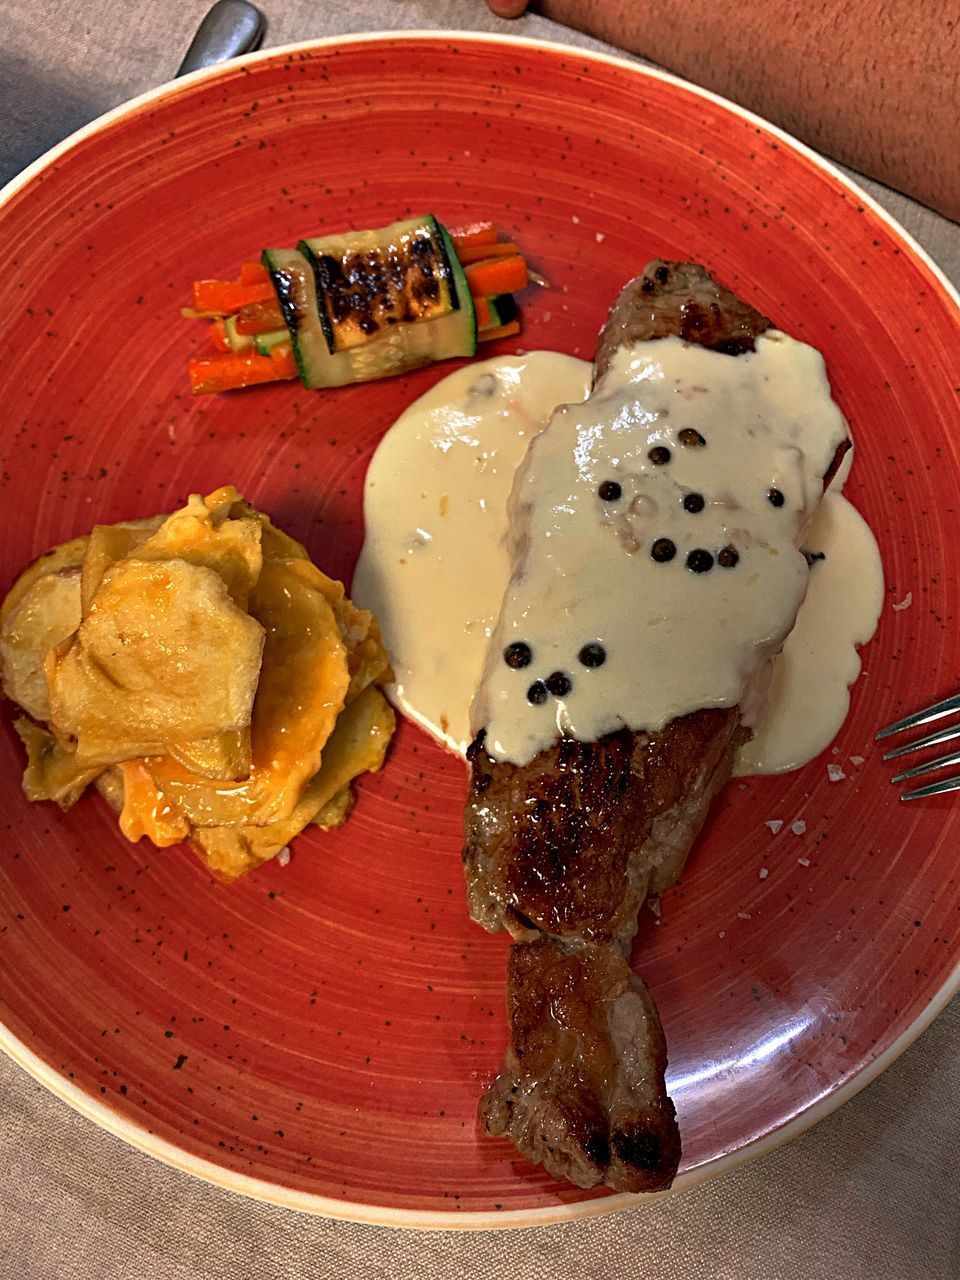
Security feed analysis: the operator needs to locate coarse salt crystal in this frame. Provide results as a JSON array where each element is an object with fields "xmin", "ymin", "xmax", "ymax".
[
  {"xmin": 759, "ymin": 867, "xmax": 769, "ymax": 880},
  {"xmin": 827, "ymin": 763, "xmax": 846, "ymax": 782},
  {"xmin": 835, "ymin": 931, "xmax": 843, "ymax": 942},
  {"xmin": 595, "ymin": 231, "xmax": 606, "ymax": 242},
  {"xmin": 737, "ymin": 911, "xmax": 752, "ymax": 920},
  {"xmin": 276, "ymin": 846, "xmax": 291, "ymax": 867},
  {"xmin": 797, "ymin": 856, "xmax": 811, "ymax": 867},
  {"xmin": 791, "ymin": 819, "xmax": 807, "ymax": 835},
  {"xmin": 718, "ymin": 931, "xmax": 726, "ymax": 939},
  {"xmin": 571, "ymin": 214, "xmax": 581, "ymax": 224},
  {"xmin": 765, "ymin": 819, "xmax": 784, "ymax": 834},
  {"xmin": 648, "ymin": 895, "xmax": 661, "ymax": 918},
  {"xmin": 892, "ymin": 591, "xmax": 912, "ymax": 611},
  {"xmin": 849, "ymin": 755, "xmax": 865, "ymax": 767},
  {"xmin": 831, "ymin": 746, "xmax": 840, "ymax": 755}
]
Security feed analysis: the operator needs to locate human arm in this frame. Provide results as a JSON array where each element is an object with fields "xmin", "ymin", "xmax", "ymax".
[{"xmin": 486, "ymin": 0, "xmax": 960, "ymax": 220}]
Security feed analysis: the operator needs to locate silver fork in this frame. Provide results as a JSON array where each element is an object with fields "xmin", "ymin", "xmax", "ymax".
[{"xmin": 875, "ymin": 693, "xmax": 960, "ymax": 799}]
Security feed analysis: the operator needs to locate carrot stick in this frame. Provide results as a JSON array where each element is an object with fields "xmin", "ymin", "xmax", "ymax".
[
  {"xmin": 188, "ymin": 345, "xmax": 297, "ymax": 395},
  {"xmin": 455, "ymin": 241, "xmax": 521, "ymax": 265},
  {"xmin": 473, "ymin": 297, "xmax": 493, "ymax": 329},
  {"xmin": 465, "ymin": 256, "xmax": 528, "ymax": 297},
  {"xmin": 239, "ymin": 260, "xmax": 270, "ymax": 284},
  {"xmin": 449, "ymin": 221, "xmax": 498, "ymax": 249},
  {"xmin": 477, "ymin": 320, "xmax": 521, "ymax": 343},
  {"xmin": 233, "ymin": 298, "xmax": 287, "ymax": 334},
  {"xmin": 192, "ymin": 279, "xmax": 277, "ymax": 314}
]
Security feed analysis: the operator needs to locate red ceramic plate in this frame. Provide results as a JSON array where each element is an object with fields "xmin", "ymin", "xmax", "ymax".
[{"xmin": 0, "ymin": 33, "xmax": 958, "ymax": 1229}]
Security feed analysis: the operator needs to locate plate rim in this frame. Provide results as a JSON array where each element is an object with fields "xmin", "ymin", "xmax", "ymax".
[{"xmin": 1, "ymin": 27, "xmax": 958, "ymax": 1231}]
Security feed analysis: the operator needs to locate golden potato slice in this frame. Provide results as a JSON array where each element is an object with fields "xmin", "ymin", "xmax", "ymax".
[
  {"xmin": 305, "ymin": 684, "xmax": 395, "ymax": 821},
  {"xmin": 203, "ymin": 484, "xmax": 245, "ymax": 522},
  {"xmin": 312, "ymin": 786, "xmax": 354, "ymax": 830},
  {"xmin": 144, "ymin": 558, "xmax": 349, "ymax": 826},
  {"xmin": 1, "ymin": 567, "xmax": 82, "ymax": 722},
  {"xmin": 228, "ymin": 498, "xmax": 310, "ymax": 563},
  {"xmin": 343, "ymin": 615, "xmax": 392, "ymax": 703},
  {"xmin": 128, "ymin": 493, "xmax": 260, "ymax": 777},
  {"xmin": 14, "ymin": 718, "xmax": 102, "ymax": 809},
  {"xmin": 80, "ymin": 518, "xmax": 164, "ymax": 615},
  {"xmin": 1, "ymin": 535, "xmax": 88, "ymax": 625},
  {"xmin": 283, "ymin": 559, "xmax": 392, "ymax": 699},
  {"xmin": 248, "ymin": 557, "xmax": 350, "ymax": 817},
  {"xmin": 94, "ymin": 765, "xmax": 124, "ymax": 812},
  {"xmin": 47, "ymin": 558, "xmax": 264, "ymax": 767},
  {"xmin": 167, "ymin": 728, "xmax": 251, "ymax": 782},
  {"xmin": 132, "ymin": 492, "xmax": 262, "ymax": 610},
  {"xmin": 226, "ymin": 499, "xmax": 391, "ymax": 697},
  {"xmin": 189, "ymin": 684, "xmax": 395, "ymax": 880},
  {"xmin": 187, "ymin": 775, "xmax": 325, "ymax": 881}
]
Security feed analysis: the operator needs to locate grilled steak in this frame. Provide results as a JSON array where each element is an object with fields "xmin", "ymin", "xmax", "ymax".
[
  {"xmin": 465, "ymin": 709, "xmax": 746, "ymax": 949},
  {"xmin": 463, "ymin": 260, "xmax": 846, "ymax": 1195},
  {"xmin": 478, "ymin": 936, "xmax": 682, "ymax": 1194}
]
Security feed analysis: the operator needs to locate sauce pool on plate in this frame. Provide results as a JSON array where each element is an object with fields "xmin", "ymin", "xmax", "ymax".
[{"xmin": 353, "ymin": 351, "xmax": 882, "ymax": 774}]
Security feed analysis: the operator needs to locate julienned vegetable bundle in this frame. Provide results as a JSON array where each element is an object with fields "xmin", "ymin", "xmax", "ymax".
[{"xmin": 184, "ymin": 215, "xmax": 531, "ymax": 395}]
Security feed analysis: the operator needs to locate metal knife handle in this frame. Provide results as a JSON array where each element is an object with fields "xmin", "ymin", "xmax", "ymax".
[{"xmin": 176, "ymin": 0, "xmax": 266, "ymax": 77}]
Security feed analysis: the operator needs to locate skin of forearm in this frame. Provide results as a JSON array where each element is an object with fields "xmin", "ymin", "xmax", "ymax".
[{"xmin": 532, "ymin": 0, "xmax": 960, "ymax": 220}]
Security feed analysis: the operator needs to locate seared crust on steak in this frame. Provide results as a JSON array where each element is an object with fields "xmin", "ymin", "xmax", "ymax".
[
  {"xmin": 593, "ymin": 259, "xmax": 772, "ymax": 385},
  {"xmin": 464, "ymin": 260, "xmax": 820, "ymax": 1196},
  {"xmin": 465, "ymin": 709, "xmax": 748, "ymax": 949}
]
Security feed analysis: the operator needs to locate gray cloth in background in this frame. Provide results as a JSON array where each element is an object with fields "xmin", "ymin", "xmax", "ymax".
[{"xmin": 0, "ymin": 3, "xmax": 958, "ymax": 1278}]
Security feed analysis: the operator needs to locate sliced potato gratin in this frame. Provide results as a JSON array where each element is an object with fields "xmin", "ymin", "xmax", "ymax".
[{"xmin": 0, "ymin": 486, "xmax": 395, "ymax": 880}]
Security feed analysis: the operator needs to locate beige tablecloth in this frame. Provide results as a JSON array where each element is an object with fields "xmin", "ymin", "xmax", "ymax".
[{"xmin": 1, "ymin": 3, "xmax": 958, "ymax": 1277}]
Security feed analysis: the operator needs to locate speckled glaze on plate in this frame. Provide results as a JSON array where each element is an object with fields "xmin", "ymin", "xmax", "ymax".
[{"xmin": 0, "ymin": 34, "xmax": 958, "ymax": 1229}]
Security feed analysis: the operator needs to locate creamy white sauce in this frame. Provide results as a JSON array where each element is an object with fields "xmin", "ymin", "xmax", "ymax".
[
  {"xmin": 355, "ymin": 347, "xmax": 882, "ymax": 773},
  {"xmin": 352, "ymin": 354, "xmax": 591, "ymax": 754},
  {"xmin": 735, "ymin": 490, "xmax": 883, "ymax": 773},
  {"xmin": 476, "ymin": 335, "xmax": 852, "ymax": 764}
]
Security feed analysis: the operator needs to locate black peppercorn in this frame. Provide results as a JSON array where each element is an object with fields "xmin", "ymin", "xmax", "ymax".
[
  {"xmin": 578, "ymin": 643, "xmax": 606, "ymax": 668},
  {"xmin": 650, "ymin": 537, "xmax": 677, "ymax": 562},
  {"xmin": 503, "ymin": 641, "xmax": 533, "ymax": 669},
  {"xmin": 717, "ymin": 545, "xmax": 740, "ymax": 568},
  {"xmin": 527, "ymin": 680, "xmax": 548, "ymax": 705},
  {"xmin": 648, "ymin": 446, "xmax": 671, "ymax": 466},
  {"xmin": 678, "ymin": 428, "xmax": 706, "ymax": 447},
  {"xmin": 598, "ymin": 480, "xmax": 622, "ymax": 502},
  {"xmin": 682, "ymin": 492, "xmax": 705, "ymax": 513},
  {"xmin": 767, "ymin": 488, "xmax": 785, "ymax": 508},
  {"xmin": 686, "ymin": 548, "xmax": 714, "ymax": 573},
  {"xmin": 545, "ymin": 671, "xmax": 572, "ymax": 697}
]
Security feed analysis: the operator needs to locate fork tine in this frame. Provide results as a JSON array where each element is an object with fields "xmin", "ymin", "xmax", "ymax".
[
  {"xmin": 875, "ymin": 693, "xmax": 960, "ymax": 740},
  {"xmin": 891, "ymin": 747, "xmax": 960, "ymax": 784},
  {"xmin": 880, "ymin": 701, "xmax": 960, "ymax": 742},
  {"xmin": 901, "ymin": 773, "xmax": 960, "ymax": 801},
  {"xmin": 882, "ymin": 720, "xmax": 960, "ymax": 760}
]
